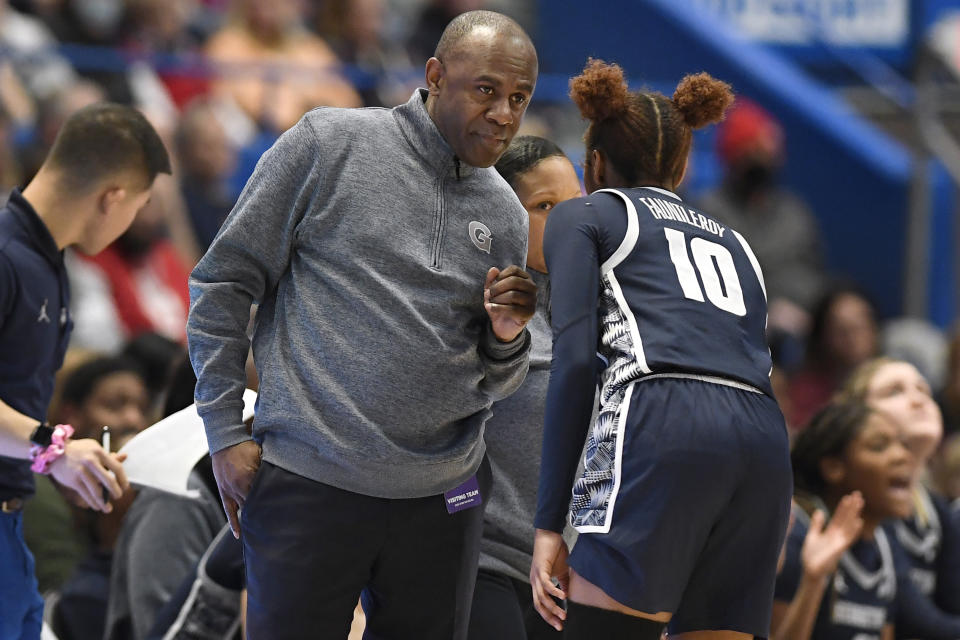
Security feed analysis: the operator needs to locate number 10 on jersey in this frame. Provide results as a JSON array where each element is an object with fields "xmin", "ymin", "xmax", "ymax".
[{"xmin": 664, "ymin": 228, "xmax": 746, "ymax": 316}]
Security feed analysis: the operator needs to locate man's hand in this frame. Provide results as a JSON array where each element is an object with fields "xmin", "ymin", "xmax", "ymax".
[
  {"xmin": 484, "ymin": 266, "xmax": 536, "ymax": 342},
  {"xmin": 801, "ymin": 491, "xmax": 864, "ymax": 581},
  {"xmin": 49, "ymin": 439, "xmax": 129, "ymax": 513},
  {"xmin": 530, "ymin": 528, "xmax": 569, "ymax": 632},
  {"xmin": 212, "ymin": 440, "xmax": 262, "ymax": 539}
]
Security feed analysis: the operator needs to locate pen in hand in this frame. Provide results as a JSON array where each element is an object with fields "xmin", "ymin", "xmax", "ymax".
[{"xmin": 101, "ymin": 426, "xmax": 111, "ymax": 508}]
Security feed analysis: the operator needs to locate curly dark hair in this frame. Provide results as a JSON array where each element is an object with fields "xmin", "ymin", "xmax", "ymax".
[{"xmin": 570, "ymin": 58, "xmax": 733, "ymax": 187}]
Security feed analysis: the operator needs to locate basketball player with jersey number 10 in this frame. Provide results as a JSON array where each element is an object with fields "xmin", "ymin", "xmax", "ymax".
[{"xmin": 531, "ymin": 58, "xmax": 792, "ymax": 640}]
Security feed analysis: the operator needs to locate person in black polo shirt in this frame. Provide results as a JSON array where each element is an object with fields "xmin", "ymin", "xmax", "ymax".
[{"xmin": 0, "ymin": 103, "xmax": 171, "ymax": 640}]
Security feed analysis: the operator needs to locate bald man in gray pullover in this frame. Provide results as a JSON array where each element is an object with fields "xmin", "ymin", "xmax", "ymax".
[{"xmin": 186, "ymin": 10, "xmax": 539, "ymax": 640}]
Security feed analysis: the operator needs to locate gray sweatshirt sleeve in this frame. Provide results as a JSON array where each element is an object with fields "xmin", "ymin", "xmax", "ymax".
[
  {"xmin": 187, "ymin": 117, "xmax": 323, "ymax": 454},
  {"xmin": 478, "ymin": 322, "xmax": 531, "ymax": 402}
]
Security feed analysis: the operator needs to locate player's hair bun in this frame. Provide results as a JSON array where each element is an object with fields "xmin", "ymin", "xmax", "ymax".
[
  {"xmin": 672, "ymin": 72, "xmax": 734, "ymax": 129},
  {"xmin": 569, "ymin": 58, "xmax": 630, "ymax": 122}
]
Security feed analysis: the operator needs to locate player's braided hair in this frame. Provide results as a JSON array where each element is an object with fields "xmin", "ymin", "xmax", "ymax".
[
  {"xmin": 791, "ymin": 400, "xmax": 876, "ymax": 496},
  {"xmin": 569, "ymin": 58, "xmax": 733, "ymax": 187}
]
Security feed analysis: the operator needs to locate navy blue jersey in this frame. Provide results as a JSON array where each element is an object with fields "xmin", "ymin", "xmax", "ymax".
[
  {"xmin": 885, "ymin": 487, "xmax": 960, "ymax": 616},
  {"xmin": 776, "ymin": 511, "xmax": 897, "ymax": 640},
  {"xmin": 535, "ymin": 187, "xmax": 773, "ymax": 532},
  {"xmin": 882, "ymin": 487, "xmax": 960, "ymax": 640},
  {"xmin": 595, "ymin": 187, "xmax": 771, "ymax": 392},
  {"xmin": 0, "ymin": 190, "xmax": 72, "ymax": 499}
]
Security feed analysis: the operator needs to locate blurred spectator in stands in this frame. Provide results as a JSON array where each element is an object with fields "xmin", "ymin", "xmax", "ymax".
[
  {"xmin": 47, "ymin": 357, "xmax": 150, "ymax": 640},
  {"xmin": 20, "ymin": 78, "xmax": 106, "ymax": 183},
  {"xmin": 104, "ymin": 355, "xmax": 226, "ymax": 640},
  {"xmin": 122, "ymin": 0, "xmax": 221, "ymax": 109},
  {"xmin": 0, "ymin": 0, "xmax": 76, "ymax": 104},
  {"xmin": 312, "ymin": 0, "xmax": 415, "ymax": 107},
  {"xmin": 0, "ymin": 111, "xmax": 24, "ymax": 202},
  {"xmin": 0, "ymin": 57, "xmax": 36, "ymax": 153},
  {"xmin": 122, "ymin": 332, "xmax": 185, "ymax": 413},
  {"xmin": 56, "ymin": 0, "xmax": 125, "ymax": 44},
  {"xmin": 932, "ymin": 434, "xmax": 960, "ymax": 508},
  {"xmin": 12, "ymin": 0, "xmax": 182, "ymax": 128},
  {"xmin": 8, "ymin": 0, "xmax": 66, "ymax": 29},
  {"xmin": 697, "ymin": 98, "xmax": 827, "ymax": 341},
  {"xmin": 882, "ymin": 317, "xmax": 949, "ymax": 393},
  {"xmin": 175, "ymin": 97, "xmax": 237, "ymax": 250},
  {"xmin": 125, "ymin": 0, "xmax": 204, "ymax": 54},
  {"xmin": 942, "ymin": 326, "xmax": 960, "ymax": 436},
  {"xmin": 41, "ymin": 0, "xmax": 132, "ymax": 103},
  {"xmin": 66, "ymin": 196, "xmax": 192, "ymax": 354},
  {"xmin": 204, "ymin": 0, "xmax": 361, "ymax": 135},
  {"xmin": 21, "ymin": 356, "xmax": 148, "ymax": 636},
  {"xmin": 787, "ymin": 284, "xmax": 879, "ymax": 429},
  {"xmin": 405, "ymin": 0, "xmax": 487, "ymax": 63}
]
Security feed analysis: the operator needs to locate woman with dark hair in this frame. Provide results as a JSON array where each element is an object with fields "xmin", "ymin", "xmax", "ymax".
[
  {"xmin": 21, "ymin": 356, "xmax": 150, "ymax": 640},
  {"xmin": 788, "ymin": 284, "xmax": 879, "ymax": 429},
  {"xmin": 467, "ymin": 135, "xmax": 581, "ymax": 640},
  {"xmin": 839, "ymin": 358, "xmax": 960, "ymax": 637},
  {"xmin": 774, "ymin": 400, "xmax": 913, "ymax": 640},
  {"xmin": 531, "ymin": 58, "xmax": 792, "ymax": 639}
]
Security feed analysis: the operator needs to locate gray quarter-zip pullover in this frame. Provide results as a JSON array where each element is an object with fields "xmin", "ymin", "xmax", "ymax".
[{"xmin": 187, "ymin": 90, "xmax": 530, "ymax": 499}]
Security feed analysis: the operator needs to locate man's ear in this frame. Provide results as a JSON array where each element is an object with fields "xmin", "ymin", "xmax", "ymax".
[
  {"xmin": 820, "ymin": 457, "xmax": 846, "ymax": 487},
  {"xmin": 98, "ymin": 186, "xmax": 126, "ymax": 215},
  {"xmin": 425, "ymin": 57, "xmax": 444, "ymax": 96}
]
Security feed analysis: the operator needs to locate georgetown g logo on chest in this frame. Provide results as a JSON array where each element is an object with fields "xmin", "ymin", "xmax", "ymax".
[{"xmin": 468, "ymin": 221, "xmax": 492, "ymax": 254}]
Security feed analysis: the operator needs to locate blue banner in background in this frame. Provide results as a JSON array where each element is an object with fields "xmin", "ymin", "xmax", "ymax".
[
  {"xmin": 691, "ymin": 0, "xmax": 922, "ymax": 68},
  {"xmin": 695, "ymin": 0, "xmax": 910, "ymax": 47}
]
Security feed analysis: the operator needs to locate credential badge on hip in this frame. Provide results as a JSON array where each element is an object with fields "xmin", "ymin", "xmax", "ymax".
[{"xmin": 443, "ymin": 475, "xmax": 482, "ymax": 514}]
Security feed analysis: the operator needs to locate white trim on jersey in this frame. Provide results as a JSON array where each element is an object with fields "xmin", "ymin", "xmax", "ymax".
[
  {"xmin": 642, "ymin": 186, "xmax": 682, "ymax": 201},
  {"xmin": 731, "ymin": 230, "xmax": 767, "ymax": 301},
  {"xmin": 894, "ymin": 486, "xmax": 941, "ymax": 563},
  {"xmin": 731, "ymin": 228, "xmax": 774, "ymax": 375},
  {"xmin": 595, "ymin": 188, "xmax": 650, "ymax": 374},
  {"xmin": 574, "ymin": 381, "xmax": 636, "ymax": 535},
  {"xmin": 596, "ymin": 188, "xmax": 640, "ymax": 274},
  {"xmin": 839, "ymin": 527, "xmax": 897, "ymax": 600}
]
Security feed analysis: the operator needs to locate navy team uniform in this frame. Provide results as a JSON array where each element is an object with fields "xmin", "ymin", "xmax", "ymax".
[
  {"xmin": 886, "ymin": 487, "xmax": 960, "ymax": 638},
  {"xmin": 535, "ymin": 187, "xmax": 792, "ymax": 635},
  {"xmin": 887, "ymin": 487, "xmax": 960, "ymax": 613},
  {"xmin": 776, "ymin": 509, "xmax": 899, "ymax": 640},
  {"xmin": 0, "ymin": 190, "xmax": 72, "ymax": 638},
  {"xmin": 778, "ymin": 503, "xmax": 960, "ymax": 640}
]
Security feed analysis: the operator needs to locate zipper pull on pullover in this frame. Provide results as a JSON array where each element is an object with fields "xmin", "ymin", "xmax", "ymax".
[{"xmin": 454, "ymin": 156, "xmax": 461, "ymax": 181}]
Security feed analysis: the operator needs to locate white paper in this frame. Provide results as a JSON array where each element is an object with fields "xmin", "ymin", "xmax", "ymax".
[{"xmin": 118, "ymin": 389, "xmax": 257, "ymax": 498}]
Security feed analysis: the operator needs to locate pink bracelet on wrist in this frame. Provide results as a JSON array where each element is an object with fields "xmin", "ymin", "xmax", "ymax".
[{"xmin": 29, "ymin": 424, "xmax": 74, "ymax": 475}]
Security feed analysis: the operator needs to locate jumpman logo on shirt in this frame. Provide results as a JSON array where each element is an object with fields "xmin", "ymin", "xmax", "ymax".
[{"xmin": 37, "ymin": 299, "xmax": 50, "ymax": 324}]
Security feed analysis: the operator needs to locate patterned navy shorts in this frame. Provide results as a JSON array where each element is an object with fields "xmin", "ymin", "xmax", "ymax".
[{"xmin": 567, "ymin": 375, "xmax": 792, "ymax": 636}]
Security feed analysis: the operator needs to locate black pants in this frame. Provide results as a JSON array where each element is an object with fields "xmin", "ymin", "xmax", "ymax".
[
  {"xmin": 467, "ymin": 569, "xmax": 562, "ymax": 640},
  {"xmin": 241, "ymin": 459, "xmax": 491, "ymax": 640}
]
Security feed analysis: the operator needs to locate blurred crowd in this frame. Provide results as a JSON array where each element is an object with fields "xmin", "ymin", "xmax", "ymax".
[{"xmin": 2, "ymin": 0, "xmax": 959, "ymax": 638}]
